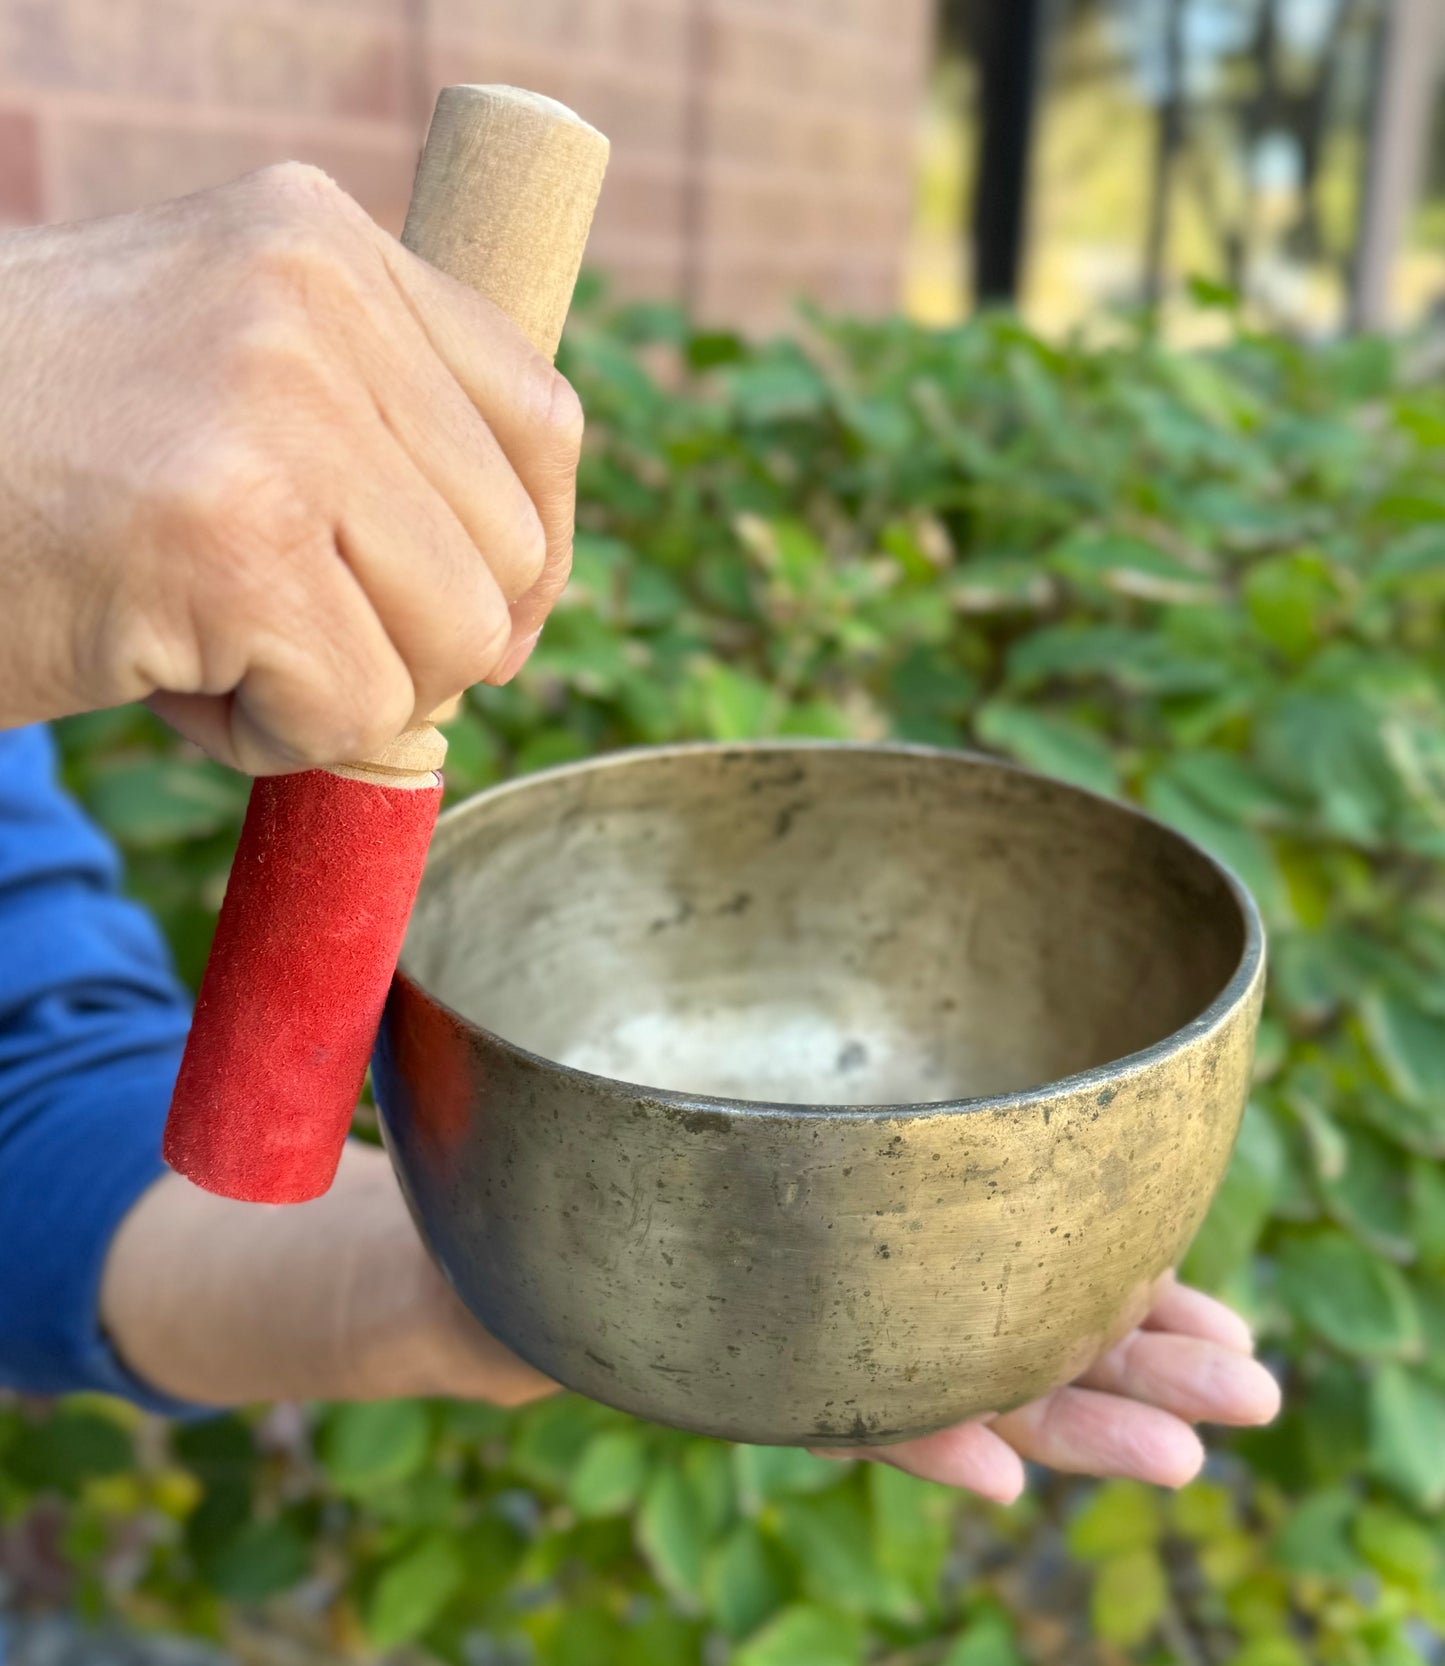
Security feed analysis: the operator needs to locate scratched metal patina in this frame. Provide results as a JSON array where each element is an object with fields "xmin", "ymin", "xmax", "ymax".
[{"xmin": 374, "ymin": 742, "xmax": 1264, "ymax": 1447}]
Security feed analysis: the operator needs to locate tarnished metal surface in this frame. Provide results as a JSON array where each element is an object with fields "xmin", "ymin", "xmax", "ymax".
[{"xmin": 373, "ymin": 742, "xmax": 1264, "ymax": 1446}]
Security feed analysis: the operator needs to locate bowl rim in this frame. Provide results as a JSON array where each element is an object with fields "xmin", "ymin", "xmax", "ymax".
[{"xmin": 394, "ymin": 738, "xmax": 1266, "ymax": 1122}]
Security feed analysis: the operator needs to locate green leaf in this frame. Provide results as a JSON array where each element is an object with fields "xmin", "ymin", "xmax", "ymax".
[
  {"xmin": 1187, "ymin": 272, "xmax": 1241, "ymax": 309},
  {"xmin": 1089, "ymin": 1547, "xmax": 1168, "ymax": 1647},
  {"xmin": 1276, "ymin": 1232, "xmax": 1423, "ymax": 1360},
  {"xmin": 1066, "ymin": 1480, "xmax": 1162, "ymax": 1561},
  {"xmin": 734, "ymin": 1445, "xmax": 844, "ymax": 1509},
  {"xmin": 776, "ymin": 1489, "xmax": 917, "ymax": 1622},
  {"xmin": 703, "ymin": 1522, "xmax": 791, "ymax": 1640},
  {"xmin": 1319, "ymin": 1123, "xmax": 1415, "ymax": 1262},
  {"xmin": 364, "ymin": 1533, "xmax": 463, "ymax": 1650},
  {"xmin": 682, "ymin": 1440, "xmax": 737, "ymax": 1539},
  {"xmin": 1050, "ymin": 529, "xmax": 1216, "ymax": 604},
  {"xmin": 8, "ymin": 1412, "xmax": 132, "ymax": 1494},
  {"xmin": 1273, "ymin": 1488, "xmax": 1360, "ymax": 1578},
  {"xmin": 1358, "ymin": 1080, "xmax": 1445, "ymax": 1159},
  {"xmin": 537, "ymin": 1604, "xmax": 627, "ymax": 1665},
  {"xmin": 1232, "ymin": 1639, "xmax": 1311, "ymax": 1666},
  {"xmin": 205, "ymin": 1518, "xmax": 309, "ymax": 1603},
  {"xmin": 1243, "ymin": 549, "xmax": 1341, "ymax": 660},
  {"xmin": 567, "ymin": 1429, "xmax": 651, "ymax": 1518},
  {"xmin": 1408, "ymin": 1158, "xmax": 1445, "ymax": 1269},
  {"xmin": 1164, "ymin": 750, "xmax": 1299, "ymax": 828},
  {"xmin": 509, "ymin": 1396, "xmax": 609, "ymax": 1490},
  {"xmin": 1006, "ymin": 625, "xmax": 1225, "ymax": 696},
  {"xmin": 867, "ymin": 1462, "xmax": 954, "ymax": 1601},
  {"xmin": 620, "ymin": 1610, "xmax": 706, "ymax": 1666},
  {"xmin": 695, "ymin": 662, "xmax": 777, "ymax": 741},
  {"xmin": 733, "ymin": 1604, "xmax": 863, "ymax": 1666},
  {"xmin": 974, "ymin": 702, "xmax": 1119, "ymax": 796},
  {"xmin": 320, "ymin": 1400, "xmax": 431, "ymax": 1496},
  {"xmin": 688, "ymin": 328, "xmax": 746, "ymax": 370},
  {"xmin": 1370, "ymin": 1364, "xmax": 1445, "ymax": 1510},
  {"xmin": 1321, "ymin": 333, "xmax": 1395, "ymax": 401},
  {"xmin": 1354, "ymin": 1503, "xmax": 1438, "ymax": 1585},
  {"xmin": 1367, "ymin": 526, "xmax": 1445, "ymax": 595},
  {"xmin": 1183, "ymin": 1100, "xmax": 1283, "ymax": 1289},
  {"xmin": 725, "ymin": 354, "xmax": 828, "ymax": 422},
  {"xmin": 636, "ymin": 1468, "xmax": 708, "ymax": 1601},
  {"xmin": 1257, "ymin": 691, "xmax": 1399, "ymax": 846},
  {"xmin": 952, "ymin": 555, "xmax": 1052, "ymax": 614},
  {"xmin": 940, "ymin": 1611, "xmax": 1026, "ymax": 1666},
  {"xmin": 1169, "ymin": 1480, "xmax": 1235, "ymax": 1540},
  {"xmin": 85, "ymin": 758, "xmax": 247, "ymax": 848},
  {"xmin": 1363, "ymin": 992, "xmax": 1445, "ymax": 1110},
  {"xmin": 1143, "ymin": 769, "xmax": 1289, "ymax": 922}
]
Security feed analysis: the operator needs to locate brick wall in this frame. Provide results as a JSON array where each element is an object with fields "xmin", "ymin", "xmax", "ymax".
[{"xmin": 0, "ymin": 0, "xmax": 934, "ymax": 331}]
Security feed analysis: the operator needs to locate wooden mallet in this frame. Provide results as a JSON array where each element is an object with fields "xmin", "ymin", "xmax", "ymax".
[{"xmin": 162, "ymin": 86, "xmax": 609, "ymax": 1203}]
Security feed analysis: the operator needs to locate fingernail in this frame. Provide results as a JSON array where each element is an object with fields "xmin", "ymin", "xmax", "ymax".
[{"xmin": 495, "ymin": 629, "xmax": 541, "ymax": 684}]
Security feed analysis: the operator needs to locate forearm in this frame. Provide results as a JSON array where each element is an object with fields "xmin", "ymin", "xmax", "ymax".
[{"xmin": 100, "ymin": 1141, "xmax": 552, "ymax": 1407}]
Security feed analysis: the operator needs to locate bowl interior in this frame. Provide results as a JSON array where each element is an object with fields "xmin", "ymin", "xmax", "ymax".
[{"xmin": 401, "ymin": 745, "xmax": 1249, "ymax": 1106}]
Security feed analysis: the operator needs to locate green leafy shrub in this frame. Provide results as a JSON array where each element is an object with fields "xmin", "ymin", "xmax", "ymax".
[{"xmin": 11, "ymin": 294, "xmax": 1445, "ymax": 1662}]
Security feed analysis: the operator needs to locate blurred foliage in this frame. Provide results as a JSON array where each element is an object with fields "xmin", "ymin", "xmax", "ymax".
[{"xmin": 11, "ymin": 285, "xmax": 1445, "ymax": 1663}]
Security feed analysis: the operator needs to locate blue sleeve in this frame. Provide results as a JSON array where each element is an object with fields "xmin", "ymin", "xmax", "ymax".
[{"xmin": 0, "ymin": 723, "xmax": 201, "ymax": 1413}]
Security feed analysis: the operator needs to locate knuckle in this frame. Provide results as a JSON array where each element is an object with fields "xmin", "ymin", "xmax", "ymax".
[
  {"xmin": 161, "ymin": 439, "xmax": 273, "ymax": 539},
  {"xmin": 520, "ymin": 358, "xmax": 585, "ymax": 463},
  {"xmin": 252, "ymin": 159, "xmax": 344, "ymax": 212},
  {"xmin": 234, "ymin": 175, "xmax": 368, "ymax": 309},
  {"xmin": 542, "ymin": 369, "xmax": 586, "ymax": 456},
  {"xmin": 149, "ymin": 438, "xmax": 325, "ymax": 593},
  {"xmin": 222, "ymin": 300, "xmax": 328, "ymax": 394},
  {"xmin": 462, "ymin": 600, "xmax": 514, "ymax": 683}
]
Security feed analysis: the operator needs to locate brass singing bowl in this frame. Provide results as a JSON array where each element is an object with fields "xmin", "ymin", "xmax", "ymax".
[{"xmin": 373, "ymin": 742, "xmax": 1264, "ymax": 1447}]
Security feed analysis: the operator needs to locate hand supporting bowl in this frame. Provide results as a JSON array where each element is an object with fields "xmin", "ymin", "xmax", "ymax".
[{"xmin": 373, "ymin": 742, "xmax": 1264, "ymax": 1446}]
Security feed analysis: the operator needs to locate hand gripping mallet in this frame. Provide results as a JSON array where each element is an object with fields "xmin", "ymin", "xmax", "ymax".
[{"xmin": 163, "ymin": 86, "xmax": 609, "ymax": 1203}]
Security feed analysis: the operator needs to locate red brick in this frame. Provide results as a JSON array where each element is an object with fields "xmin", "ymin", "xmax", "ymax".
[
  {"xmin": 0, "ymin": 0, "xmax": 207, "ymax": 101},
  {"xmin": 50, "ymin": 115, "xmax": 415, "ymax": 229},
  {"xmin": 7, "ymin": 0, "xmax": 932, "ymax": 333},
  {"xmin": 704, "ymin": 174, "xmax": 824, "ymax": 245},
  {"xmin": 191, "ymin": 0, "xmax": 408, "ymax": 18},
  {"xmin": 568, "ymin": 67, "xmax": 687, "ymax": 152},
  {"xmin": 703, "ymin": 92, "xmax": 786, "ymax": 167},
  {"xmin": 0, "ymin": 105, "xmax": 41, "ymax": 223},
  {"xmin": 423, "ymin": 40, "xmax": 581, "ymax": 115},
  {"xmin": 427, "ymin": 0, "xmax": 615, "ymax": 54},
  {"xmin": 695, "ymin": 257, "xmax": 808, "ymax": 333},
  {"xmin": 614, "ymin": 0, "xmax": 690, "ymax": 70},
  {"xmin": 304, "ymin": 132, "xmax": 418, "ymax": 233},
  {"xmin": 591, "ymin": 156, "xmax": 688, "ymax": 242},
  {"xmin": 705, "ymin": 12, "xmax": 811, "ymax": 92},
  {"xmin": 211, "ymin": 13, "xmax": 407, "ymax": 121},
  {"xmin": 592, "ymin": 252, "xmax": 685, "ymax": 304}
]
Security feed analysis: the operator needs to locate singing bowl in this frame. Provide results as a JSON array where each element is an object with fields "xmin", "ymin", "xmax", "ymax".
[{"xmin": 373, "ymin": 742, "xmax": 1264, "ymax": 1446}]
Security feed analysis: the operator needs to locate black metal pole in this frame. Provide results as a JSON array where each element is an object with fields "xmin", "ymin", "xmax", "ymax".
[
  {"xmin": 971, "ymin": 0, "xmax": 1049, "ymax": 305},
  {"xmin": 1143, "ymin": 0, "xmax": 1188, "ymax": 310}
]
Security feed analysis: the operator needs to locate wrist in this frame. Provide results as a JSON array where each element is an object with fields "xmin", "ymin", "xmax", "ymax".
[{"xmin": 99, "ymin": 1141, "xmax": 550, "ymax": 1408}]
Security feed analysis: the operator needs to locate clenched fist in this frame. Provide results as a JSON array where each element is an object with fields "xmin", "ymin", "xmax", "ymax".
[{"xmin": 0, "ymin": 163, "xmax": 581, "ymax": 774}]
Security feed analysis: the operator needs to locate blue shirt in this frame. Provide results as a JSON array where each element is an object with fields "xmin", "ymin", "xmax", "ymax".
[{"xmin": 0, "ymin": 723, "xmax": 198, "ymax": 1413}]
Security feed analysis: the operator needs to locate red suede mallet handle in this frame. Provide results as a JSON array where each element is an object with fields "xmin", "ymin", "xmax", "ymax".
[{"xmin": 164, "ymin": 86, "xmax": 609, "ymax": 1202}]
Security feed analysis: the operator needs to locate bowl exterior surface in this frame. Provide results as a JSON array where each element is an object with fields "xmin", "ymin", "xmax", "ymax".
[{"xmin": 375, "ymin": 764, "xmax": 1262, "ymax": 1447}]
